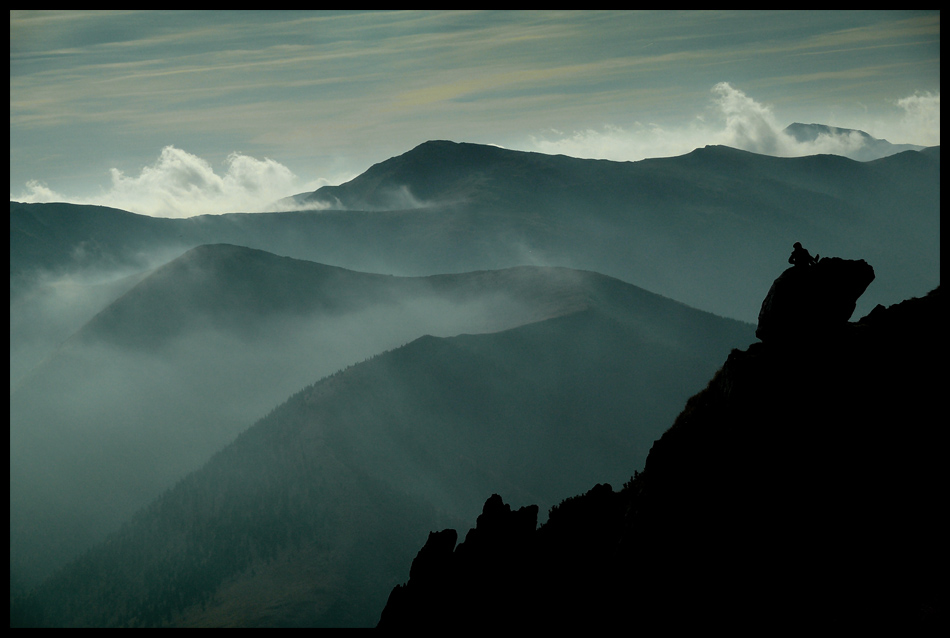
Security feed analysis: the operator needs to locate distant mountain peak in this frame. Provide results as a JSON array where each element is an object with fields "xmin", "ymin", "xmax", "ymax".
[
  {"xmin": 784, "ymin": 122, "xmax": 874, "ymax": 142},
  {"xmin": 783, "ymin": 122, "xmax": 925, "ymax": 160}
]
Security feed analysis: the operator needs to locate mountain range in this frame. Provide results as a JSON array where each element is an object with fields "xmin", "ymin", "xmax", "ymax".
[
  {"xmin": 12, "ymin": 135, "xmax": 940, "ymax": 331},
  {"xmin": 11, "ymin": 246, "xmax": 753, "ymax": 626},
  {"xmin": 9, "ymin": 132, "xmax": 940, "ymax": 627},
  {"xmin": 298, "ymin": 139, "xmax": 939, "ymax": 321}
]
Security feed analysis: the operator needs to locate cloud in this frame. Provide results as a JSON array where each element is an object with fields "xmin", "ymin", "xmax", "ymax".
[
  {"xmin": 12, "ymin": 146, "xmax": 332, "ymax": 218},
  {"xmin": 707, "ymin": 81, "xmax": 789, "ymax": 155},
  {"xmin": 894, "ymin": 90, "xmax": 940, "ymax": 146},
  {"xmin": 14, "ymin": 179, "xmax": 67, "ymax": 203},
  {"xmin": 526, "ymin": 82, "xmax": 938, "ymax": 162},
  {"xmin": 529, "ymin": 122, "xmax": 701, "ymax": 163},
  {"xmin": 100, "ymin": 146, "xmax": 305, "ymax": 217}
]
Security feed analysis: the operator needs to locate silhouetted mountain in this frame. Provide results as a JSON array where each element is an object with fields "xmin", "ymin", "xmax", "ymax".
[
  {"xmin": 783, "ymin": 122, "xmax": 926, "ymax": 161},
  {"xmin": 378, "ymin": 283, "xmax": 943, "ymax": 631},
  {"xmin": 10, "ymin": 244, "xmax": 753, "ymax": 618},
  {"xmin": 11, "ymin": 137, "xmax": 939, "ymax": 326}
]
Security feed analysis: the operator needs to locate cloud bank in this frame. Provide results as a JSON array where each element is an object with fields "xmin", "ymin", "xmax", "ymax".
[
  {"xmin": 12, "ymin": 146, "xmax": 332, "ymax": 218},
  {"xmin": 528, "ymin": 82, "xmax": 939, "ymax": 162}
]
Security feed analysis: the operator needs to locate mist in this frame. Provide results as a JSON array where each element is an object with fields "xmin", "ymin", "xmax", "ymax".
[
  {"xmin": 9, "ymin": 255, "xmax": 599, "ymax": 587},
  {"xmin": 10, "ymin": 241, "xmax": 759, "ymax": 626},
  {"xmin": 10, "ymin": 245, "xmax": 194, "ymax": 386}
]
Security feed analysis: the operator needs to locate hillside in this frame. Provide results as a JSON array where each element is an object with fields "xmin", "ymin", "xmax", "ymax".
[
  {"xmin": 292, "ymin": 140, "xmax": 940, "ymax": 321},
  {"xmin": 10, "ymin": 245, "xmax": 753, "ymax": 607},
  {"xmin": 12, "ymin": 271, "xmax": 754, "ymax": 627},
  {"xmin": 9, "ymin": 201, "xmax": 184, "ymax": 284},
  {"xmin": 377, "ymin": 285, "xmax": 943, "ymax": 631}
]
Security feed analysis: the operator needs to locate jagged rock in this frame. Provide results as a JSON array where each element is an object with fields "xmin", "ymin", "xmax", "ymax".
[
  {"xmin": 756, "ymin": 257, "xmax": 874, "ymax": 342},
  {"xmin": 456, "ymin": 493, "xmax": 538, "ymax": 557},
  {"xmin": 407, "ymin": 529, "xmax": 457, "ymax": 583},
  {"xmin": 377, "ymin": 495, "xmax": 538, "ymax": 629},
  {"xmin": 377, "ymin": 528, "xmax": 457, "ymax": 629},
  {"xmin": 379, "ymin": 287, "xmax": 943, "ymax": 632}
]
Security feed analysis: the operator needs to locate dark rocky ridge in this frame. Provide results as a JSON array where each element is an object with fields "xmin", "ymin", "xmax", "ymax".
[{"xmin": 378, "ymin": 276, "xmax": 943, "ymax": 631}]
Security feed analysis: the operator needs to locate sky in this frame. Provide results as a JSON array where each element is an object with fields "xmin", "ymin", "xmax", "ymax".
[{"xmin": 10, "ymin": 10, "xmax": 941, "ymax": 218}]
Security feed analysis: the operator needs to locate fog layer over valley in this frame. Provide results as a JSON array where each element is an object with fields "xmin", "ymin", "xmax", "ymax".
[
  {"xmin": 13, "ymin": 243, "xmax": 662, "ymax": 586},
  {"xmin": 10, "ymin": 269, "xmax": 151, "ymax": 386},
  {"xmin": 15, "ymin": 261, "xmax": 754, "ymax": 627}
]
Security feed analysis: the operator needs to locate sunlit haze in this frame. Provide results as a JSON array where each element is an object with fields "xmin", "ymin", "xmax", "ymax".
[{"xmin": 10, "ymin": 10, "xmax": 940, "ymax": 218}]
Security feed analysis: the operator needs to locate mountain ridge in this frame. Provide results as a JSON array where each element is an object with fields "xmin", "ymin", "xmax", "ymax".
[
  {"xmin": 296, "ymin": 137, "xmax": 938, "ymax": 212},
  {"xmin": 10, "ymin": 242, "xmax": 753, "ymax": 595},
  {"xmin": 377, "ymin": 284, "xmax": 943, "ymax": 631},
  {"xmin": 11, "ymin": 136, "xmax": 940, "ymax": 324},
  {"xmin": 783, "ymin": 122, "xmax": 927, "ymax": 160},
  {"xmin": 13, "ymin": 274, "xmax": 755, "ymax": 627}
]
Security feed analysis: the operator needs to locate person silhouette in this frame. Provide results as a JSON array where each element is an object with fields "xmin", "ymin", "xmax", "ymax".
[{"xmin": 788, "ymin": 242, "xmax": 818, "ymax": 267}]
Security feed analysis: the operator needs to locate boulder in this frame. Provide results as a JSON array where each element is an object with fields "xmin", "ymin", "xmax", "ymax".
[{"xmin": 756, "ymin": 257, "xmax": 874, "ymax": 342}]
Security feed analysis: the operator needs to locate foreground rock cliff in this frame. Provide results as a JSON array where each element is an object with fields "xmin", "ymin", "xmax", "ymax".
[{"xmin": 378, "ymin": 269, "xmax": 943, "ymax": 631}]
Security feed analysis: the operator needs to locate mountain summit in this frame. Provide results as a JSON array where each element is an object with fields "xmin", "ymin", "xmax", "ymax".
[
  {"xmin": 783, "ymin": 122, "xmax": 926, "ymax": 161},
  {"xmin": 294, "ymin": 140, "xmax": 605, "ymax": 212}
]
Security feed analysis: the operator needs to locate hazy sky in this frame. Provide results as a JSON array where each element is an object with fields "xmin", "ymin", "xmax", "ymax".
[{"xmin": 10, "ymin": 10, "xmax": 940, "ymax": 217}]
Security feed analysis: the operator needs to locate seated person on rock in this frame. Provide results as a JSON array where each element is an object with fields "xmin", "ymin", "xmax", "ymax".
[{"xmin": 789, "ymin": 242, "xmax": 819, "ymax": 267}]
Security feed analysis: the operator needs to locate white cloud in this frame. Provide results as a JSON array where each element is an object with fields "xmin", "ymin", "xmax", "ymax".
[
  {"xmin": 13, "ymin": 179, "xmax": 67, "ymax": 203},
  {"xmin": 529, "ymin": 121, "xmax": 705, "ymax": 163},
  {"xmin": 12, "ymin": 146, "xmax": 333, "ymax": 218},
  {"xmin": 707, "ymin": 81, "xmax": 788, "ymax": 156},
  {"xmin": 99, "ymin": 146, "xmax": 305, "ymax": 217},
  {"xmin": 894, "ymin": 91, "xmax": 940, "ymax": 146},
  {"xmin": 525, "ymin": 83, "xmax": 939, "ymax": 163}
]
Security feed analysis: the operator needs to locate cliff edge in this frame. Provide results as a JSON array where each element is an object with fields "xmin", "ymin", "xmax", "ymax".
[{"xmin": 379, "ymin": 277, "xmax": 943, "ymax": 631}]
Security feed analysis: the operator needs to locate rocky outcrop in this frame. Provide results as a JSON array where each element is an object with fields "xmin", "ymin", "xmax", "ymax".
[
  {"xmin": 756, "ymin": 257, "xmax": 875, "ymax": 342},
  {"xmin": 379, "ymin": 286, "xmax": 943, "ymax": 632},
  {"xmin": 377, "ymin": 495, "xmax": 539, "ymax": 630}
]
